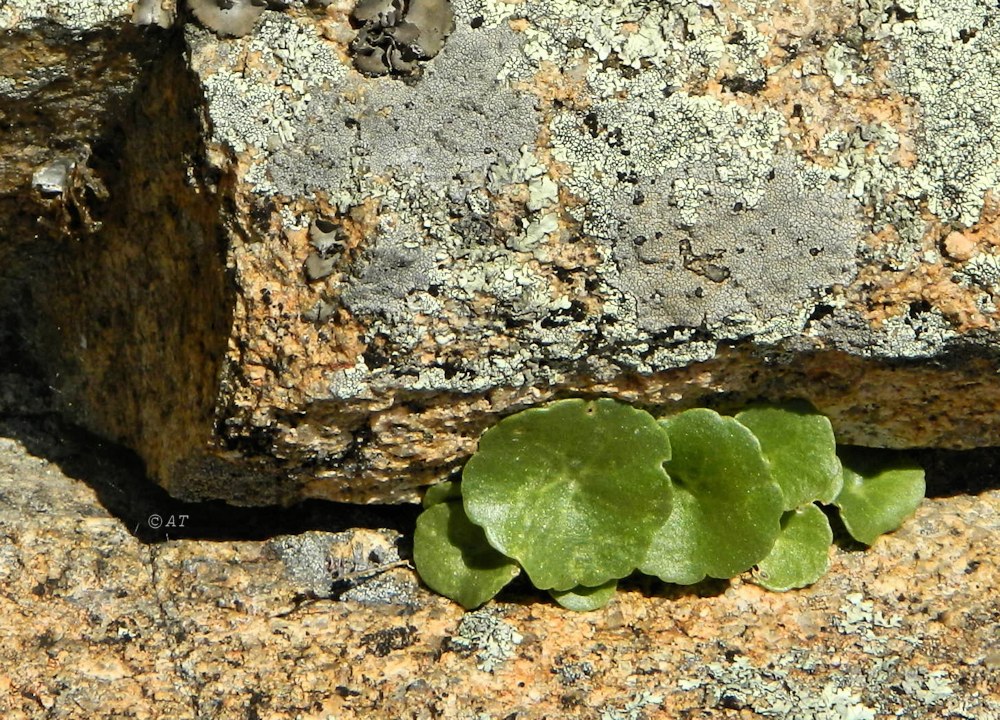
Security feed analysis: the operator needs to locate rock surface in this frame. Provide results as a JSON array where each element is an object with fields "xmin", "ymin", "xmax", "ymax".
[
  {"xmin": 2, "ymin": 1, "xmax": 1000, "ymax": 503},
  {"xmin": 0, "ymin": 408, "xmax": 998, "ymax": 719}
]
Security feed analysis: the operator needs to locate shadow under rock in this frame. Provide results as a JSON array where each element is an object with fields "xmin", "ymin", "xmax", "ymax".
[
  {"xmin": 0, "ymin": 364, "xmax": 996, "ymax": 547},
  {"xmin": 0, "ymin": 408, "xmax": 418, "ymax": 544},
  {"xmin": 828, "ymin": 445, "xmax": 999, "ymax": 498},
  {"xmin": 911, "ymin": 446, "xmax": 1000, "ymax": 497}
]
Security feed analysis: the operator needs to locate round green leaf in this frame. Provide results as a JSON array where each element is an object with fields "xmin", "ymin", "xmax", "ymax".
[
  {"xmin": 753, "ymin": 504, "xmax": 833, "ymax": 591},
  {"xmin": 549, "ymin": 580, "xmax": 618, "ymax": 612},
  {"xmin": 641, "ymin": 408, "xmax": 784, "ymax": 583},
  {"xmin": 835, "ymin": 448, "xmax": 925, "ymax": 546},
  {"xmin": 736, "ymin": 401, "xmax": 843, "ymax": 510},
  {"xmin": 422, "ymin": 480, "xmax": 462, "ymax": 509},
  {"xmin": 462, "ymin": 398, "xmax": 673, "ymax": 592},
  {"xmin": 413, "ymin": 501, "xmax": 521, "ymax": 610},
  {"xmin": 637, "ymin": 490, "xmax": 704, "ymax": 584}
]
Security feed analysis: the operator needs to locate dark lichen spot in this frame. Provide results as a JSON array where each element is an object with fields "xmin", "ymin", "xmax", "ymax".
[
  {"xmin": 908, "ymin": 299, "xmax": 932, "ymax": 319},
  {"xmin": 705, "ymin": 263, "xmax": 730, "ymax": 282},
  {"xmin": 721, "ymin": 74, "xmax": 767, "ymax": 94},
  {"xmin": 350, "ymin": 0, "xmax": 455, "ymax": 77},
  {"xmin": 806, "ymin": 303, "xmax": 834, "ymax": 326},
  {"xmin": 362, "ymin": 344, "xmax": 391, "ymax": 369},
  {"xmin": 360, "ymin": 625, "xmax": 417, "ymax": 656},
  {"xmin": 885, "ymin": 3, "xmax": 917, "ymax": 22},
  {"xmin": 719, "ymin": 693, "xmax": 745, "ymax": 710}
]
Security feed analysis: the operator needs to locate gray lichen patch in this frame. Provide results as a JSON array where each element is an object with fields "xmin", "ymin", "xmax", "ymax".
[
  {"xmin": 486, "ymin": 0, "xmax": 1000, "ymax": 268},
  {"xmin": 263, "ymin": 22, "xmax": 537, "ymax": 199},
  {"xmin": 341, "ymin": 221, "xmax": 440, "ymax": 323},
  {"xmin": 798, "ymin": 0, "xmax": 1000, "ymax": 239},
  {"xmin": 492, "ymin": 0, "xmax": 720, "ymax": 86},
  {"xmin": 191, "ymin": 11, "xmax": 347, "ymax": 159},
  {"xmin": 884, "ymin": 2, "xmax": 1000, "ymax": 228},
  {"xmin": 353, "ymin": 23, "xmax": 538, "ymax": 184},
  {"xmin": 0, "ymin": 0, "xmax": 134, "ymax": 30},
  {"xmin": 606, "ymin": 154, "xmax": 861, "ymax": 341},
  {"xmin": 449, "ymin": 608, "xmax": 523, "ymax": 672},
  {"xmin": 819, "ymin": 2, "xmax": 1000, "ymax": 340},
  {"xmin": 548, "ymin": 87, "xmax": 788, "ymax": 239},
  {"xmin": 287, "ymin": 12, "xmax": 863, "ymax": 400},
  {"xmin": 267, "ymin": 528, "xmax": 414, "ymax": 601},
  {"xmin": 680, "ymin": 650, "xmax": 979, "ymax": 720},
  {"xmin": 181, "ymin": 0, "xmax": 1000, "ymax": 504}
]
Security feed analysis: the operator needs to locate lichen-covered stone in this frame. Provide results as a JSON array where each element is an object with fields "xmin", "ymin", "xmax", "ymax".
[
  {"xmin": 0, "ymin": 0, "xmax": 133, "ymax": 30},
  {"xmin": 3, "ymin": 0, "xmax": 1000, "ymax": 504}
]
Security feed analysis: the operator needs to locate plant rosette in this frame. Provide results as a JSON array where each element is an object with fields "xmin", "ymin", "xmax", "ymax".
[{"xmin": 413, "ymin": 399, "xmax": 926, "ymax": 611}]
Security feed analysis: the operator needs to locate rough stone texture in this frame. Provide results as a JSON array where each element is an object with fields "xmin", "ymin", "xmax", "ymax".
[
  {"xmin": 3, "ymin": 0, "xmax": 1000, "ymax": 503},
  {"xmin": 0, "ymin": 411, "xmax": 998, "ymax": 719},
  {"xmin": 0, "ymin": 1, "xmax": 155, "ymax": 362}
]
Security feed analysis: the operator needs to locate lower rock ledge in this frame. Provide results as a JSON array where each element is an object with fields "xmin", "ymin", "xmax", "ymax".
[{"xmin": 0, "ymin": 421, "xmax": 997, "ymax": 719}]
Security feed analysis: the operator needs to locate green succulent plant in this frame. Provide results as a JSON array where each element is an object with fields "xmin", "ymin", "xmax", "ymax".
[
  {"xmin": 462, "ymin": 398, "xmax": 673, "ymax": 591},
  {"xmin": 735, "ymin": 401, "xmax": 843, "ymax": 509},
  {"xmin": 413, "ymin": 497, "xmax": 520, "ymax": 610},
  {"xmin": 835, "ymin": 447, "xmax": 927, "ymax": 546},
  {"xmin": 549, "ymin": 580, "xmax": 619, "ymax": 612},
  {"xmin": 412, "ymin": 398, "xmax": 925, "ymax": 610},
  {"xmin": 752, "ymin": 503, "xmax": 833, "ymax": 592},
  {"xmin": 639, "ymin": 408, "xmax": 784, "ymax": 584}
]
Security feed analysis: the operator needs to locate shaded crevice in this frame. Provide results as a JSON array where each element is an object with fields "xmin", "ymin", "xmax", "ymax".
[
  {"xmin": 15, "ymin": 26, "xmax": 238, "ymax": 497},
  {"xmin": 0, "ymin": 408, "xmax": 418, "ymax": 543},
  {"xmin": 0, "ymin": 25, "xmax": 168, "ymax": 385},
  {"xmin": 0, "ymin": 365, "xmax": 991, "ymax": 558},
  {"xmin": 913, "ymin": 446, "xmax": 1000, "ymax": 497}
]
